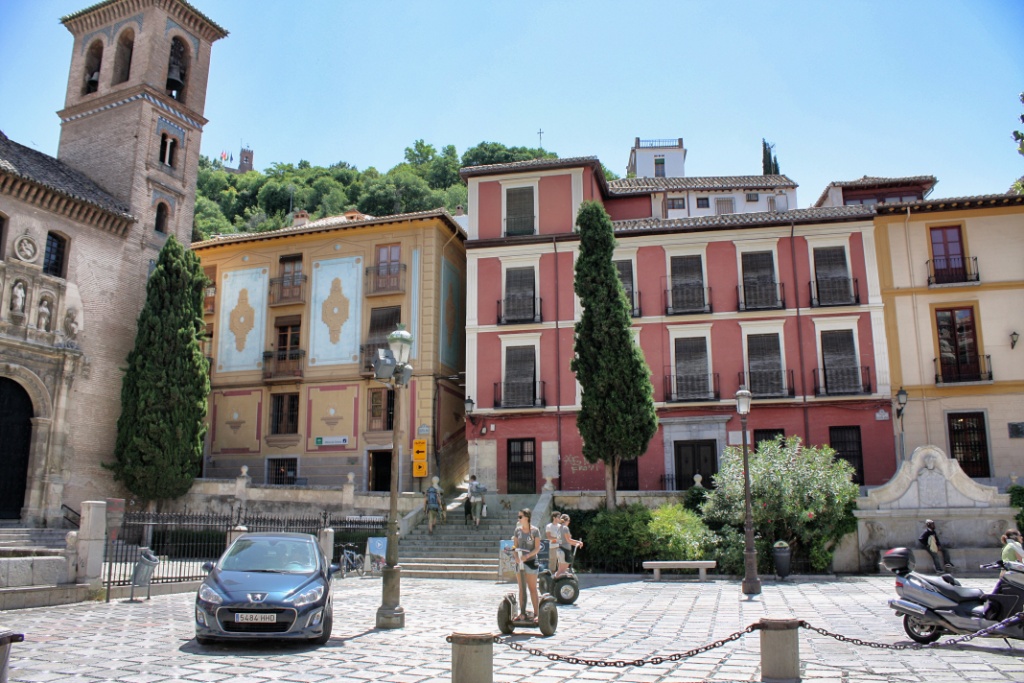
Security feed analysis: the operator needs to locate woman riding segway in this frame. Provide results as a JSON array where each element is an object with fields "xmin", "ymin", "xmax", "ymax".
[{"xmin": 497, "ymin": 508, "xmax": 557, "ymax": 636}]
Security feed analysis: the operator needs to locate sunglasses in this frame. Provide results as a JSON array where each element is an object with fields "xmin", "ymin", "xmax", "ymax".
[{"xmin": 517, "ymin": 515, "xmax": 524, "ymax": 519}]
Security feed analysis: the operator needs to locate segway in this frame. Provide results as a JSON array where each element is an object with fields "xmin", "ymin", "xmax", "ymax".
[
  {"xmin": 539, "ymin": 545, "xmax": 580, "ymax": 605},
  {"xmin": 498, "ymin": 548, "xmax": 558, "ymax": 636}
]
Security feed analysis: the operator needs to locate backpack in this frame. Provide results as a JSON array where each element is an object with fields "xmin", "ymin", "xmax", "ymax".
[{"xmin": 426, "ymin": 487, "xmax": 440, "ymax": 509}]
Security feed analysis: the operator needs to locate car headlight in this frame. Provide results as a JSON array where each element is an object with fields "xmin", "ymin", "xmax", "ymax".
[
  {"xmin": 198, "ymin": 583, "xmax": 223, "ymax": 605},
  {"xmin": 292, "ymin": 584, "xmax": 325, "ymax": 608}
]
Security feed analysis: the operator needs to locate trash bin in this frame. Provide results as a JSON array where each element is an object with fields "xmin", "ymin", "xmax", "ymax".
[
  {"xmin": 129, "ymin": 548, "xmax": 160, "ymax": 601},
  {"xmin": 0, "ymin": 630, "xmax": 25, "ymax": 683},
  {"xmin": 772, "ymin": 541, "xmax": 792, "ymax": 580}
]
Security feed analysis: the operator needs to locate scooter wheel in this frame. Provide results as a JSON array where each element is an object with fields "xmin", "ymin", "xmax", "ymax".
[
  {"xmin": 538, "ymin": 601, "xmax": 558, "ymax": 637},
  {"xmin": 497, "ymin": 599, "xmax": 515, "ymax": 635},
  {"xmin": 554, "ymin": 577, "xmax": 579, "ymax": 605},
  {"xmin": 903, "ymin": 614, "xmax": 942, "ymax": 644},
  {"xmin": 538, "ymin": 572, "xmax": 553, "ymax": 595}
]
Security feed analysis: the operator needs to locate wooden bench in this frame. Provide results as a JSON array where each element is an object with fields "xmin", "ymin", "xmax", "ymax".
[{"xmin": 643, "ymin": 560, "xmax": 716, "ymax": 582}]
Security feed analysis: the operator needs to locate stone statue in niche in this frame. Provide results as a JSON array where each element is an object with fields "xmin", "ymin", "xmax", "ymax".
[
  {"xmin": 11, "ymin": 281, "xmax": 26, "ymax": 312},
  {"xmin": 37, "ymin": 299, "xmax": 51, "ymax": 331},
  {"xmin": 64, "ymin": 308, "xmax": 80, "ymax": 339}
]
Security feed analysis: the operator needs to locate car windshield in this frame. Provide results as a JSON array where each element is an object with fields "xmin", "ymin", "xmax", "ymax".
[{"xmin": 219, "ymin": 538, "xmax": 318, "ymax": 573}]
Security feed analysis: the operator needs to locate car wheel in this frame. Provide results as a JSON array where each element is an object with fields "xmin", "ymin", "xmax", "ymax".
[
  {"xmin": 497, "ymin": 599, "xmax": 514, "ymax": 635},
  {"xmin": 354, "ymin": 554, "xmax": 365, "ymax": 577},
  {"xmin": 539, "ymin": 601, "xmax": 558, "ymax": 637},
  {"xmin": 312, "ymin": 606, "xmax": 333, "ymax": 645},
  {"xmin": 903, "ymin": 614, "xmax": 941, "ymax": 644},
  {"xmin": 554, "ymin": 578, "xmax": 579, "ymax": 605}
]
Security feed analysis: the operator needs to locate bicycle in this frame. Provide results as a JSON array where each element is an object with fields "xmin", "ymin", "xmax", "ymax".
[{"xmin": 338, "ymin": 542, "xmax": 365, "ymax": 578}]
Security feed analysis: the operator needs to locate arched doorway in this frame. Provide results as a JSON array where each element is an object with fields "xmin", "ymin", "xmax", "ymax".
[{"xmin": 0, "ymin": 377, "xmax": 32, "ymax": 519}]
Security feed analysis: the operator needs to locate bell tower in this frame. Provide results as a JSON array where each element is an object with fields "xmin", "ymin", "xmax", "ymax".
[{"xmin": 56, "ymin": 0, "xmax": 227, "ymax": 247}]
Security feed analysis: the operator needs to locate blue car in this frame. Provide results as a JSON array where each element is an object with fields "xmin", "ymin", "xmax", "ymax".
[{"xmin": 195, "ymin": 532, "xmax": 339, "ymax": 645}]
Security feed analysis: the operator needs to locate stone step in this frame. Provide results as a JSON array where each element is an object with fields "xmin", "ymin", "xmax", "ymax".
[
  {"xmin": 400, "ymin": 567, "xmax": 499, "ymax": 581},
  {"xmin": 402, "ymin": 556, "xmax": 496, "ymax": 566}
]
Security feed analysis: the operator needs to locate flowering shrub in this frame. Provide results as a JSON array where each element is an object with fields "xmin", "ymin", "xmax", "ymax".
[{"xmin": 648, "ymin": 504, "xmax": 715, "ymax": 560}]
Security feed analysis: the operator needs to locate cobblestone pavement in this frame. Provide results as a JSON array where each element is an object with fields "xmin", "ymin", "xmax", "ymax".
[{"xmin": 3, "ymin": 574, "xmax": 1023, "ymax": 682}]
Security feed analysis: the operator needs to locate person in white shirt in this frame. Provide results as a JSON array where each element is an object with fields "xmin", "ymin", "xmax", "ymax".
[{"xmin": 545, "ymin": 512, "xmax": 562, "ymax": 573}]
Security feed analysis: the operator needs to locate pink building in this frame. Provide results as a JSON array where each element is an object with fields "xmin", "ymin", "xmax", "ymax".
[{"xmin": 461, "ymin": 156, "xmax": 896, "ymax": 495}]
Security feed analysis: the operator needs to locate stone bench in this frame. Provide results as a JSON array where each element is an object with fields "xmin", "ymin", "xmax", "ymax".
[
  {"xmin": 909, "ymin": 548, "xmax": 1001, "ymax": 576},
  {"xmin": 643, "ymin": 560, "xmax": 716, "ymax": 582}
]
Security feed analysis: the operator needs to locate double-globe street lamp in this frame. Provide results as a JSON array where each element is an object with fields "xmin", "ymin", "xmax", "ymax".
[
  {"xmin": 735, "ymin": 388, "xmax": 761, "ymax": 596},
  {"xmin": 373, "ymin": 324, "xmax": 413, "ymax": 629}
]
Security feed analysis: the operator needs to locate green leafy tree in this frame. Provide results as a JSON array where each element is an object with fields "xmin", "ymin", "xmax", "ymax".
[
  {"xmin": 428, "ymin": 145, "xmax": 461, "ymax": 189},
  {"xmin": 1013, "ymin": 92, "xmax": 1024, "ymax": 194},
  {"xmin": 107, "ymin": 236, "xmax": 210, "ymax": 504},
  {"xmin": 460, "ymin": 141, "xmax": 556, "ymax": 168},
  {"xmin": 404, "ymin": 139, "xmax": 437, "ymax": 168},
  {"xmin": 192, "ymin": 195, "xmax": 233, "ymax": 241},
  {"xmin": 761, "ymin": 138, "xmax": 780, "ymax": 175},
  {"xmin": 571, "ymin": 201, "xmax": 658, "ymax": 509},
  {"xmin": 601, "ymin": 164, "xmax": 621, "ymax": 181},
  {"xmin": 702, "ymin": 436, "xmax": 858, "ymax": 572}
]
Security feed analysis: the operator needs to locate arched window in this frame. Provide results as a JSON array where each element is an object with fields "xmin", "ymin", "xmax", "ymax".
[
  {"xmin": 159, "ymin": 133, "xmax": 177, "ymax": 167},
  {"xmin": 165, "ymin": 37, "xmax": 189, "ymax": 102},
  {"xmin": 43, "ymin": 232, "xmax": 68, "ymax": 277},
  {"xmin": 112, "ymin": 29, "xmax": 134, "ymax": 84},
  {"xmin": 155, "ymin": 203, "xmax": 169, "ymax": 233},
  {"xmin": 83, "ymin": 40, "xmax": 103, "ymax": 95}
]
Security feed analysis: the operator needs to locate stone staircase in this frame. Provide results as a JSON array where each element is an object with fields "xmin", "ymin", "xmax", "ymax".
[
  {"xmin": 0, "ymin": 527, "xmax": 70, "ymax": 551},
  {"xmin": 398, "ymin": 494, "xmax": 538, "ymax": 580}
]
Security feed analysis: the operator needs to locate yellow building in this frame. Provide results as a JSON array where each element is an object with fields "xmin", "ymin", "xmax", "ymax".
[
  {"xmin": 875, "ymin": 193, "xmax": 1024, "ymax": 483},
  {"xmin": 192, "ymin": 208, "xmax": 467, "ymax": 494}
]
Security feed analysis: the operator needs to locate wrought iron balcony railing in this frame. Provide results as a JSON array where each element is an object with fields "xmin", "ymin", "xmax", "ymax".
[
  {"xmin": 812, "ymin": 366, "xmax": 871, "ymax": 396},
  {"xmin": 665, "ymin": 285, "xmax": 712, "ymax": 315},
  {"xmin": 262, "ymin": 349, "xmax": 305, "ymax": 381},
  {"xmin": 626, "ymin": 289, "xmax": 642, "ymax": 318},
  {"xmin": 927, "ymin": 256, "xmax": 979, "ymax": 286},
  {"xmin": 268, "ymin": 274, "xmax": 307, "ymax": 305},
  {"xmin": 664, "ymin": 373, "xmax": 720, "ymax": 402},
  {"xmin": 934, "ymin": 354, "xmax": 992, "ymax": 384},
  {"xmin": 365, "ymin": 263, "xmax": 406, "ymax": 295},
  {"xmin": 739, "ymin": 370, "xmax": 795, "ymax": 398},
  {"xmin": 810, "ymin": 277, "xmax": 859, "ymax": 307},
  {"xmin": 494, "ymin": 381, "xmax": 546, "ymax": 409},
  {"xmin": 738, "ymin": 282, "xmax": 785, "ymax": 311},
  {"xmin": 498, "ymin": 297, "xmax": 542, "ymax": 324}
]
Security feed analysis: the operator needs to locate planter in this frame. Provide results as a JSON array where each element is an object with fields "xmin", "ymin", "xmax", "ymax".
[{"xmin": 773, "ymin": 546, "xmax": 792, "ymax": 580}]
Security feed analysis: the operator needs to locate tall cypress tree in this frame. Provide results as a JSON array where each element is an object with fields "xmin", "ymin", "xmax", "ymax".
[
  {"xmin": 571, "ymin": 201, "xmax": 658, "ymax": 509},
  {"xmin": 107, "ymin": 235, "xmax": 210, "ymax": 503}
]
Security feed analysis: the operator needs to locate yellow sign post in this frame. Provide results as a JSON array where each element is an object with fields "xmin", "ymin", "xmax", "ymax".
[{"xmin": 412, "ymin": 439, "xmax": 428, "ymax": 477}]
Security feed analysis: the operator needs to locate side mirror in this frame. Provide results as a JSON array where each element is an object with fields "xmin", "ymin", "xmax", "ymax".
[
  {"xmin": 201, "ymin": 561, "xmax": 214, "ymax": 573},
  {"xmin": 328, "ymin": 563, "xmax": 341, "ymax": 577}
]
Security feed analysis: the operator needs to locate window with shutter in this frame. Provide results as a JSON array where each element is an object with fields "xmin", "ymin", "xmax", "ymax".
[
  {"xmin": 615, "ymin": 260, "xmax": 638, "ymax": 315},
  {"xmin": 741, "ymin": 251, "xmax": 778, "ymax": 309},
  {"xmin": 203, "ymin": 265, "xmax": 217, "ymax": 313},
  {"xmin": 829, "ymin": 426, "xmax": 865, "ymax": 484},
  {"xmin": 505, "ymin": 187, "xmax": 535, "ymax": 235},
  {"xmin": 674, "ymin": 337, "xmax": 710, "ymax": 399},
  {"xmin": 820, "ymin": 329, "xmax": 859, "ymax": 394},
  {"xmin": 503, "ymin": 346, "xmax": 536, "ymax": 407},
  {"xmin": 271, "ymin": 394, "xmax": 299, "ymax": 435},
  {"xmin": 670, "ymin": 255, "xmax": 705, "ymax": 312},
  {"xmin": 715, "ymin": 197, "xmax": 735, "ymax": 215},
  {"xmin": 503, "ymin": 267, "xmax": 536, "ymax": 323},
  {"xmin": 747, "ymin": 333, "xmax": 783, "ymax": 396},
  {"xmin": 813, "ymin": 247, "xmax": 852, "ymax": 305}
]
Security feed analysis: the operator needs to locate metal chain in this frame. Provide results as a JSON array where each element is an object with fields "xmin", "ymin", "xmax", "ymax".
[
  {"xmin": 491, "ymin": 625, "xmax": 755, "ymax": 667},
  {"xmin": 799, "ymin": 612, "xmax": 1024, "ymax": 650}
]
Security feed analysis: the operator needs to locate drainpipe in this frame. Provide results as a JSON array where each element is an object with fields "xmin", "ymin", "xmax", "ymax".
[
  {"xmin": 790, "ymin": 220, "xmax": 810, "ymax": 442},
  {"xmin": 552, "ymin": 235, "xmax": 563, "ymax": 488}
]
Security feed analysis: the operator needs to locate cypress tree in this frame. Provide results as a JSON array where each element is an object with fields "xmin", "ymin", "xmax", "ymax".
[
  {"xmin": 107, "ymin": 235, "xmax": 210, "ymax": 503},
  {"xmin": 571, "ymin": 201, "xmax": 658, "ymax": 509}
]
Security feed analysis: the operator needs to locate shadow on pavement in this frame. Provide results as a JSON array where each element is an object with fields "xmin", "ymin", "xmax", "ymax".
[{"xmin": 180, "ymin": 627, "xmax": 377, "ymax": 655}]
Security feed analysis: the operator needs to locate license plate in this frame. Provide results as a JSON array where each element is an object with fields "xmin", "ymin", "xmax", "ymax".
[{"xmin": 235, "ymin": 613, "xmax": 276, "ymax": 623}]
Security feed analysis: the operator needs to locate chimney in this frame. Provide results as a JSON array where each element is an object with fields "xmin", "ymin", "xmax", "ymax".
[
  {"xmin": 455, "ymin": 205, "xmax": 464, "ymax": 216},
  {"xmin": 292, "ymin": 210, "xmax": 309, "ymax": 227}
]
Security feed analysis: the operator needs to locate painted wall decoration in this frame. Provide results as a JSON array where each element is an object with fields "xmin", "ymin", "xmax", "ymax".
[
  {"xmin": 440, "ymin": 258, "xmax": 463, "ymax": 368},
  {"xmin": 217, "ymin": 267, "xmax": 268, "ymax": 372},
  {"xmin": 211, "ymin": 389, "xmax": 263, "ymax": 454},
  {"xmin": 310, "ymin": 256, "xmax": 362, "ymax": 366},
  {"xmin": 306, "ymin": 384, "xmax": 359, "ymax": 452}
]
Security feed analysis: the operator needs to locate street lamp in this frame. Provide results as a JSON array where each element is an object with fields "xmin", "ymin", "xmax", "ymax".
[
  {"xmin": 374, "ymin": 324, "xmax": 413, "ymax": 629},
  {"xmin": 735, "ymin": 387, "xmax": 761, "ymax": 596},
  {"xmin": 895, "ymin": 387, "xmax": 908, "ymax": 461}
]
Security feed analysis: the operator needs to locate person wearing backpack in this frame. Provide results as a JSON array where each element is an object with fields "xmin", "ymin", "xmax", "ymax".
[
  {"xmin": 468, "ymin": 474, "xmax": 487, "ymax": 528},
  {"xmin": 919, "ymin": 519, "xmax": 954, "ymax": 573},
  {"xmin": 423, "ymin": 476, "xmax": 445, "ymax": 534}
]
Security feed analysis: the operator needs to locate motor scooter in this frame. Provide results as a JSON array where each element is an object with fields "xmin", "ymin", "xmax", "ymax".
[
  {"xmin": 498, "ymin": 547, "xmax": 558, "ymax": 636},
  {"xmin": 881, "ymin": 547, "xmax": 1024, "ymax": 644},
  {"xmin": 539, "ymin": 544, "xmax": 580, "ymax": 605}
]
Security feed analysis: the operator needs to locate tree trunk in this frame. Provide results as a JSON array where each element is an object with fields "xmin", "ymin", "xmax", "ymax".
[{"xmin": 605, "ymin": 455, "xmax": 619, "ymax": 510}]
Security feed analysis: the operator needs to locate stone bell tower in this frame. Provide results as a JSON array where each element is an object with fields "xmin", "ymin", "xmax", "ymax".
[{"xmin": 57, "ymin": 0, "xmax": 228, "ymax": 248}]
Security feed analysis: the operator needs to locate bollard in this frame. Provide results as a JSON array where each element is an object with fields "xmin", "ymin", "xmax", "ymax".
[
  {"xmin": 0, "ymin": 630, "xmax": 25, "ymax": 683},
  {"xmin": 449, "ymin": 632, "xmax": 493, "ymax": 683},
  {"xmin": 758, "ymin": 618, "xmax": 801, "ymax": 683}
]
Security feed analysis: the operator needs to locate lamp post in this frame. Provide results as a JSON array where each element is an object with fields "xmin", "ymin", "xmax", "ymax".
[
  {"xmin": 735, "ymin": 388, "xmax": 761, "ymax": 596},
  {"xmin": 895, "ymin": 386, "xmax": 908, "ymax": 462},
  {"xmin": 375, "ymin": 324, "xmax": 413, "ymax": 630}
]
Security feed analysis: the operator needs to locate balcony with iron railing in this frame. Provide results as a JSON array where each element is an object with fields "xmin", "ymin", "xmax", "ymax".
[
  {"xmin": 739, "ymin": 370, "xmax": 795, "ymax": 398},
  {"xmin": 494, "ymin": 381, "xmax": 546, "ymax": 409},
  {"xmin": 665, "ymin": 285, "xmax": 712, "ymax": 315},
  {"xmin": 625, "ymin": 290, "xmax": 642, "ymax": 317},
  {"xmin": 268, "ymin": 275, "xmax": 308, "ymax": 306},
  {"xmin": 927, "ymin": 256, "xmax": 979, "ymax": 286},
  {"xmin": 934, "ymin": 354, "xmax": 992, "ymax": 384},
  {"xmin": 810, "ymin": 278, "xmax": 859, "ymax": 307},
  {"xmin": 812, "ymin": 366, "xmax": 871, "ymax": 396},
  {"xmin": 365, "ymin": 263, "xmax": 406, "ymax": 295},
  {"xmin": 262, "ymin": 349, "xmax": 305, "ymax": 381},
  {"xmin": 504, "ymin": 215, "xmax": 535, "ymax": 237},
  {"xmin": 738, "ymin": 282, "xmax": 785, "ymax": 311},
  {"xmin": 664, "ymin": 373, "xmax": 720, "ymax": 402},
  {"xmin": 638, "ymin": 138, "xmax": 684, "ymax": 148},
  {"xmin": 498, "ymin": 296, "xmax": 542, "ymax": 325}
]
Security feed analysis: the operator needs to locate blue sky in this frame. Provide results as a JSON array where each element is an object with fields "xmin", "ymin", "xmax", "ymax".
[{"xmin": 1, "ymin": 0, "xmax": 1022, "ymax": 207}]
